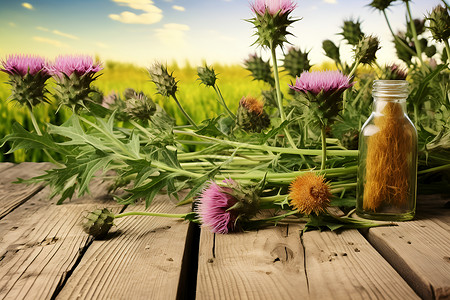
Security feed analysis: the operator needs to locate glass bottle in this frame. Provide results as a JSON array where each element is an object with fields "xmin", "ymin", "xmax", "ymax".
[{"xmin": 357, "ymin": 80, "xmax": 418, "ymax": 221}]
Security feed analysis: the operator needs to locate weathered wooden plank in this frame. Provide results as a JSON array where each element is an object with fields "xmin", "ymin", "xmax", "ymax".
[
  {"xmin": 0, "ymin": 162, "xmax": 15, "ymax": 173},
  {"xmin": 303, "ymin": 229, "xmax": 420, "ymax": 300},
  {"xmin": 0, "ymin": 169, "xmax": 120, "ymax": 300},
  {"xmin": 363, "ymin": 196, "xmax": 450, "ymax": 300},
  {"xmin": 196, "ymin": 224, "xmax": 309, "ymax": 300},
  {"xmin": 56, "ymin": 195, "xmax": 191, "ymax": 300},
  {"xmin": 197, "ymin": 222, "xmax": 419, "ymax": 300},
  {"xmin": 0, "ymin": 162, "xmax": 53, "ymax": 219}
]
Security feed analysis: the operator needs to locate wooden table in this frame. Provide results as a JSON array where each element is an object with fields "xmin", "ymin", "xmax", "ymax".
[{"xmin": 0, "ymin": 163, "xmax": 449, "ymax": 300}]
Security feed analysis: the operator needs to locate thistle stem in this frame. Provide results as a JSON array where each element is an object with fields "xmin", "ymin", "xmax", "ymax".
[
  {"xmin": 270, "ymin": 44, "xmax": 298, "ymax": 149},
  {"xmin": 27, "ymin": 107, "xmax": 63, "ymax": 167},
  {"xmin": 213, "ymin": 85, "xmax": 236, "ymax": 120},
  {"xmin": 171, "ymin": 94, "xmax": 199, "ymax": 130},
  {"xmin": 115, "ymin": 211, "xmax": 188, "ymax": 219},
  {"xmin": 405, "ymin": 1, "xmax": 424, "ymax": 65},
  {"xmin": 382, "ymin": 10, "xmax": 417, "ymax": 57},
  {"xmin": 417, "ymin": 163, "xmax": 450, "ymax": 174},
  {"xmin": 321, "ymin": 126, "xmax": 327, "ymax": 170}
]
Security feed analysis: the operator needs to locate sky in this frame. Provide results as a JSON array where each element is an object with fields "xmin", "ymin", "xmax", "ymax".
[{"xmin": 0, "ymin": 0, "xmax": 444, "ymax": 68}]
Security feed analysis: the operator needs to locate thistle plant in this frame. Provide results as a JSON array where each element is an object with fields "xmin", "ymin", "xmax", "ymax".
[
  {"xmin": 282, "ymin": 47, "xmax": 312, "ymax": 78},
  {"xmin": 48, "ymin": 55, "xmax": 103, "ymax": 112},
  {"xmin": 124, "ymin": 90, "xmax": 157, "ymax": 121},
  {"xmin": 340, "ymin": 18, "xmax": 364, "ymax": 46},
  {"xmin": 426, "ymin": 5, "xmax": 450, "ymax": 61},
  {"xmin": 248, "ymin": 0, "xmax": 299, "ymax": 148},
  {"xmin": 149, "ymin": 63, "xmax": 199, "ymax": 129},
  {"xmin": 289, "ymin": 70, "xmax": 354, "ymax": 170},
  {"xmin": 244, "ymin": 53, "xmax": 275, "ymax": 87},
  {"xmin": 197, "ymin": 64, "xmax": 235, "ymax": 119}
]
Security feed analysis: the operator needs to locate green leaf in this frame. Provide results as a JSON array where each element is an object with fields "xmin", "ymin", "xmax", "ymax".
[
  {"xmin": 304, "ymin": 213, "xmax": 395, "ymax": 232},
  {"xmin": 0, "ymin": 122, "xmax": 69, "ymax": 155}
]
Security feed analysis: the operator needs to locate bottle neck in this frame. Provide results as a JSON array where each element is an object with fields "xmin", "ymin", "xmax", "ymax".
[
  {"xmin": 372, "ymin": 97, "xmax": 407, "ymax": 117},
  {"xmin": 372, "ymin": 80, "xmax": 409, "ymax": 117}
]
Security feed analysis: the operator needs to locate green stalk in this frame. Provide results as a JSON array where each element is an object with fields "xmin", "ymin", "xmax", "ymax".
[
  {"xmin": 213, "ymin": 85, "xmax": 235, "ymax": 120},
  {"xmin": 270, "ymin": 44, "xmax": 298, "ymax": 149},
  {"xmin": 115, "ymin": 211, "xmax": 188, "ymax": 219},
  {"xmin": 321, "ymin": 126, "xmax": 327, "ymax": 170},
  {"xmin": 405, "ymin": 1, "xmax": 424, "ymax": 65},
  {"xmin": 129, "ymin": 119, "xmax": 155, "ymax": 140},
  {"xmin": 171, "ymin": 94, "xmax": 199, "ymax": 130},
  {"xmin": 173, "ymin": 130, "xmax": 359, "ymax": 157},
  {"xmin": 417, "ymin": 163, "xmax": 450, "ymax": 175},
  {"xmin": 383, "ymin": 10, "xmax": 417, "ymax": 57},
  {"xmin": 27, "ymin": 107, "xmax": 63, "ymax": 167}
]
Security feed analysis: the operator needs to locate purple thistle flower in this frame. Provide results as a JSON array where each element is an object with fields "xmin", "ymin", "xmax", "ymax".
[
  {"xmin": 48, "ymin": 55, "xmax": 103, "ymax": 77},
  {"xmin": 196, "ymin": 180, "xmax": 239, "ymax": 234},
  {"xmin": 251, "ymin": 0, "xmax": 297, "ymax": 16},
  {"xmin": 1, "ymin": 54, "xmax": 49, "ymax": 77},
  {"xmin": 289, "ymin": 70, "xmax": 353, "ymax": 95}
]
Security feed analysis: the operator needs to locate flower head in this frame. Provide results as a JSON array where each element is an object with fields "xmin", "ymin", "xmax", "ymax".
[
  {"xmin": 82, "ymin": 208, "xmax": 115, "ymax": 238},
  {"xmin": 426, "ymin": 5, "xmax": 450, "ymax": 43},
  {"xmin": 251, "ymin": 0, "xmax": 297, "ymax": 17},
  {"xmin": 1, "ymin": 54, "xmax": 51, "ymax": 107},
  {"xmin": 196, "ymin": 180, "xmax": 239, "ymax": 234},
  {"xmin": 196, "ymin": 179, "xmax": 261, "ymax": 234},
  {"xmin": 368, "ymin": 0, "xmax": 396, "ymax": 12},
  {"xmin": 148, "ymin": 63, "xmax": 178, "ymax": 98},
  {"xmin": 1, "ymin": 54, "xmax": 49, "ymax": 77},
  {"xmin": 289, "ymin": 173, "xmax": 332, "ymax": 215},
  {"xmin": 244, "ymin": 54, "xmax": 274, "ymax": 87},
  {"xmin": 383, "ymin": 64, "xmax": 407, "ymax": 80},
  {"xmin": 237, "ymin": 96, "xmax": 270, "ymax": 132},
  {"xmin": 340, "ymin": 18, "xmax": 364, "ymax": 46},
  {"xmin": 354, "ymin": 35, "xmax": 380, "ymax": 65},
  {"xmin": 48, "ymin": 55, "xmax": 102, "ymax": 77},
  {"xmin": 248, "ymin": 0, "xmax": 298, "ymax": 49},
  {"xmin": 197, "ymin": 65, "xmax": 217, "ymax": 87},
  {"xmin": 289, "ymin": 70, "xmax": 353, "ymax": 95},
  {"xmin": 124, "ymin": 90, "xmax": 157, "ymax": 121},
  {"xmin": 283, "ymin": 47, "xmax": 312, "ymax": 77}
]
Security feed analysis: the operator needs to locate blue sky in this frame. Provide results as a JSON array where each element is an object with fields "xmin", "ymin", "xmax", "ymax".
[{"xmin": 0, "ymin": 0, "xmax": 443, "ymax": 67}]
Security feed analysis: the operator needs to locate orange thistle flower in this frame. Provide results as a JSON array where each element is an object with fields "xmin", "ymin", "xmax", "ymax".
[
  {"xmin": 240, "ymin": 96, "xmax": 264, "ymax": 115},
  {"xmin": 288, "ymin": 173, "xmax": 332, "ymax": 215}
]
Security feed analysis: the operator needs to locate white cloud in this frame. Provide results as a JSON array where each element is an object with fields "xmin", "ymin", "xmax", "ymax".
[
  {"xmin": 22, "ymin": 2, "xmax": 33, "ymax": 10},
  {"xmin": 172, "ymin": 5, "xmax": 185, "ymax": 12},
  {"xmin": 109, "ymin": 11, "xmax": 162, "ymax": 24},
  {"xmin": 36, "ymin": 26, "xmax": 49, "ymax": 31},
  {"xmin": 110, "ymin": 0, "xmax": 163, "ymax": 24},
  {"xmin": 323, "ymin": 0, "xmax": 337, "ymax": 3},
  {"xmin": 32, "ymin": 36, "xmax": 68, "ymax": 48},
  {"xmin": 53, "ymin": 30, "xmax": 79, "ymax": 40},
  {"xmin": 155, "ymin": 23, "xmax": 190, "ymax": 47}
]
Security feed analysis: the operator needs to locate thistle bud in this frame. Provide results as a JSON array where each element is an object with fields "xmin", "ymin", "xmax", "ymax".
[
  {"xmin": 340, "ymin": 19, "xmax": 364, "ymax": 46},
  {"xmin": 322, "ymin": 40, "xmax": 341, "ymax": 63},
  {"xmin": 197, "ymin": 65, "xmax": 217, "ymax": 87},
  {"xmin": 82, "ymin": 208, "xmax": 115, "ymax": 238},
  {"xmin": 236, "ymin": 96, "xmax": 270, "ymax": 133},
  {"xmin": 124, "ymin": 91, "xmax": 157, "ymax": 121},
  {"xmin": 244, "ymin": 54, "xmax": 275, "ymax": 87},
  {"xmin": 282, "ymin": 47, "xmax": 312, "ymax": 77},
  {"xmin": 148, "ymin": 63, "xmax": 178, "ymax": 98},
  {"xmin": 368, "ymin": 0, "xmax": 396, "ymax": 11},
  {"xmin": 383, "ymin": 64, "xmax": 407, "ymax": 80},
  {"xmin": 354, "ymin": 35, "xmax": 380, "ymax": 65},
  {"xmin": 426, "ymin": 5, "xmax": 450, "ymax": 43}
]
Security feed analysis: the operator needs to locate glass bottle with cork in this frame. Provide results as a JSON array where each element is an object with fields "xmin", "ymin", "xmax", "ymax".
[{"xmin": 357, "ymin": 80, "xmax": 418, "ymax": 221}]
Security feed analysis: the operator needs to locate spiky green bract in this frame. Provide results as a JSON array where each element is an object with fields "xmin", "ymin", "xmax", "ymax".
[
  {"xmin": 340, "ymin": 19, "xmax": 364, "ymax": 46},
  {"xmin": 148, "ymin": 63, "xmax": 178, "ymax": 98},
  {"xmin": 282, "ymin": 47, "xmax": 312, "ymax": 77},
  {"xmin": 322, "ymin": 40, "xmax": 341, "ymax": 63},
  {"xmin": 393, "ymin": 33, "xmax": 415, "ymax": 63},
  {"xmin": 426, "ymin": 5, "xmax": 450, "ymax": 42},
  {"xmin": 82, "ymin": 208, "xmax": 115, "ymax": 238},
  {"xmin": 53, "ymin": 71, "xmax": 101, "ymax": 112},
  {"xmin": 406, "ymin": 18, "xmax": 425, "ymax": 39},
  {"xmin": 248, "ymin": 8, "xmax": 299, "ymax": 50},
  {"xmin": 244, "ymin": 54, "xmax": 275, "ymax": 87},
  {"xmin": 5, "ymin": 71, "xmax": 51, "ymax": 108},
  {"xmin": 368, "ymin": 0, "xmax": 396, "ymax": 11},
  {"xmin": 197, "ymin": 65, "xmax": 217, "ymax": 87},
  {"xmin": 354, "ymin": 35, "xmax": 380, "ymax": 65},
  {"xmin": 236, "ymin": 96, "xmax": 270, "ymax": 133},
  {"xmin": 124, "ymin": 90, "xmax": 157, "ymax": 121}
]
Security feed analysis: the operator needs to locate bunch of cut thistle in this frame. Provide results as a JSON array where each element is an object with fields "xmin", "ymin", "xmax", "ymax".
[{"xmin": 1, "ymin": 0, "xmax": 449, "ymax": 238}]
